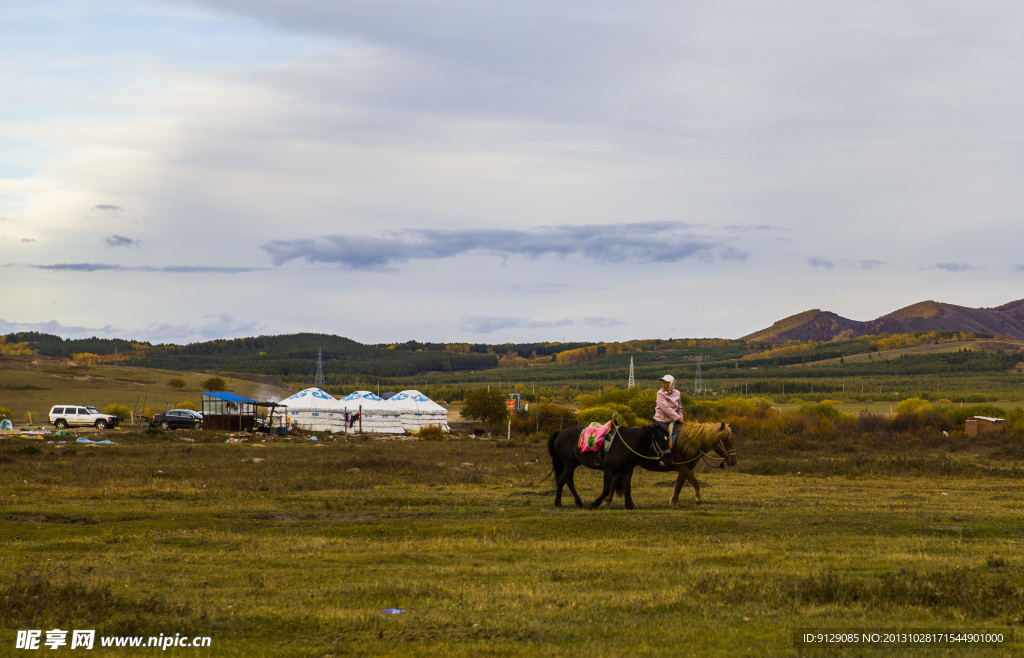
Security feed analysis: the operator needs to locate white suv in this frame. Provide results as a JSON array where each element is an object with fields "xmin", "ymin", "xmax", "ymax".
[{"xmin": 49, "ymin": 405, "xmax": 120, "ymax": 430}]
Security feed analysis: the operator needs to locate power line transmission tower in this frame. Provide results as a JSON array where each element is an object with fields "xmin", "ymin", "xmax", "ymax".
[
  {"xmin": 627, "ymin": 356, "xmax": 635, "ymax": 389},
  {"xmin": 314, "ymin": 348, "xmax": 326, "ymax": 388},
  {"xmin": 694, "ymin": 354, "xmax": 704, "ymax": 396}
]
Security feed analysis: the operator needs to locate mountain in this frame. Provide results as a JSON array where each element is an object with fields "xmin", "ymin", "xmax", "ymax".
[{"xmin": 743, "ymin": 299, "xmax": 1024, "ymax": 343}]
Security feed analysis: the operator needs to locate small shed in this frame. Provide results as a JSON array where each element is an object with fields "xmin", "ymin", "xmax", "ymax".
[
  {"xmin": 202, "ymin": 392, "xmax": 258, "ymax": 431},
  {"xmin": 965, "ymin": 416, "xmax": 1004, "ymax": 437}
]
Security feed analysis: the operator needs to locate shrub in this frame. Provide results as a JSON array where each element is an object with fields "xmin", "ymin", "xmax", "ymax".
[
  {"xmin": 577, "ymin": 406, "xmax": 623, "ymax": 426},
  {"xmin": 417, "ymin": 425, "xmax": 446, "ymax": 441},
  {"xmin": 168, "ymin": 378, "xmax": 185, "ymax": 390},
  {"xmin": 102, "ymin": 404, "xmax": 132, "ymax": 421},
  {"xmin": 202, "ymin": 377, "xmax": 226, "ymax": 392},
  {"xmin": 175, "ymin": 401, "xmax": 198, "ymax": 411},
  {"xmin": 0, "ymin": 407, "xmax": 14, "ymax": 423},
  {"xmin": 895, "ymin": 397, "xmax": 931, "ymax": 415},
  {"xmin": 462, "ymin": 389, "xmax": 509, "ymax": 426}
]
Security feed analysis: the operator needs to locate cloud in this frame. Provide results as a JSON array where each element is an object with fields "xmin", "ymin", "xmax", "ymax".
[
  {"xmin": 854, "ymin": 260, "xmax": 885, "ymax": 270},
  {"xmin": 21, "ymin": 238, "xmax": 35, "ymax": 243},
  {"xmin": 137, "ymin": 314, "xmax": 265, "ymax": 344},
  {"xmin": 807, "ymin": 257, "xmax": 834, "ymax": 269},
  {"xmin": 0, "ymin": 318, "xmax": 120, "ymax": 340},
  {"xmin": 0, "ymin": 314, "xmax": 264, "ymax": 344},
  {"xmin": 104, "ymin": 235, "xmax": 139, "ymax": 247},
  {"xmin": 580, "ymin": 316, "xmax": 626, "ymax": 328},
  {"xmin": 262, "ymin": 222, "xmax": 749, "ymax": 270},
  {"xmin": 91, "ymin": 205, "xmax": 123, "ymax": 212},
  {"xmin": 458, "ymin": 316, "xmax": 576, "ymax": 334},
  {"xmin": 935, "ymin": 262, "xmax": 978, "ymax": 272},
  {"xmin": 34, "ymin": 263, "xmax": 265, "ymax": 273}
]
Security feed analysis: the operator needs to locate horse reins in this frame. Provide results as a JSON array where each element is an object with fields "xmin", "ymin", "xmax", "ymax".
[
  {"xmin": 611, "ymin": 424, "xmax": 671, "ymax": 461},
  {"xmin": 697, "ymin": 437, "xmax": 737, "ymax": 470}
]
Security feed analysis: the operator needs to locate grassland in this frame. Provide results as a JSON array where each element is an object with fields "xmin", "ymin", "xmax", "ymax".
[
  {"xmin": 0, "ymin": 355, "xmax": 293, "ymax": 423},
  {"xmin": 2, "ymin": 429, "xmax": 1023, "ymax": 656}
]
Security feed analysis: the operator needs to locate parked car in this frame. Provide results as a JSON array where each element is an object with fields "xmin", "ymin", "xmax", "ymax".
[
  {"xmin": 150, "ymin": 409, "xmax": 203, "ymax": 430},
  {"xmin": 49, "ymin": 405, "xmax": 120, "ymax": 430}
]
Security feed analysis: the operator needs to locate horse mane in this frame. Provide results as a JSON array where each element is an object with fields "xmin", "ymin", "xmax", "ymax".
[{"xmin": 674, "ymin": 422, "xmax": 732, "ymax": 456}]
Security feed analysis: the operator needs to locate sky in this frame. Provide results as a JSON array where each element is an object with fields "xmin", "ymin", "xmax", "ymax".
[{"xmin": 2, "ymin": 1, "xmax": 1024, "ymax": 346}]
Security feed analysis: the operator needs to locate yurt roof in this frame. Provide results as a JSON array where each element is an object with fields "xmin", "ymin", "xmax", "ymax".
[
  {"xmin": 388, "ymin": 390, "xmax": 447, "ymax": 413},
  {"xmin": 337, "ymin": 390, "xmax": 399, "ymax": 412},
  {"xmin": 278, "ymin": 387, "xmax": 338, "ymax": 409}
]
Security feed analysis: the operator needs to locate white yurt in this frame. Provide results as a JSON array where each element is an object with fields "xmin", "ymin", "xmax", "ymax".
[
  {"xmin": 337, "ymin": 390, "xmax": 405, "ymax": 434},
  {"xmin": 388, "ymin": 390, "xmax": 450, "ymax": 433},
  {"xmin": 278, "ymin": 387, "xmax": 347, "ymax": 432}
]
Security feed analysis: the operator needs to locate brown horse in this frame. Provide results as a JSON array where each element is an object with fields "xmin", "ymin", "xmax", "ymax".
[{"xmin": 609, "ymin": 421, "xmax": 737, "ymax": 506}]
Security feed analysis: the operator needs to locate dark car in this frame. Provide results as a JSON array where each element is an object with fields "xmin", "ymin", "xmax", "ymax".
[{"xmin": 150, "ymin": 409, "xmax": 203, "ymax": 430}]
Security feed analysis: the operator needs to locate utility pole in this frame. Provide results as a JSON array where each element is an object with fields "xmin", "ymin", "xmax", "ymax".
[
  {"xmin": 628, "ymin": 357, "xmax": 635, "ymax": 389},
  {"xmin": 533, "ymin": 381, "xmax": 539, "ymax": 434},
  {"xmin": 314, "ymin": 348, "xmax": 325, "ymax": 388},
  {"xmin": 694, "ymin": 355, "xmax": 704, "ymax": 396}
]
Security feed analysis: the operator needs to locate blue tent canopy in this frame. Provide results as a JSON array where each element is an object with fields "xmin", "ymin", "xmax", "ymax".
[{"xmin": 202, "ymin": 392, "xmax": 258, "ymax": 404}]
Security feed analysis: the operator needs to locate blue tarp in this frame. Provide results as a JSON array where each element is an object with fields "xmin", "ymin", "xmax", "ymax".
[{"xmin": 202, "ymin": 392, "xmax": 258, "ymax": 403}]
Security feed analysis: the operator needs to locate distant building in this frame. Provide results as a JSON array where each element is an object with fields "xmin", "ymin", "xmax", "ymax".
[{"xmin": 965, "ymin": 416, "xmax": 1004, "ymax": 437}]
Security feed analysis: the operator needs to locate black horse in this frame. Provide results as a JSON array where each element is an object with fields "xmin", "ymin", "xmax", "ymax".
[{"xmin": 547, "ymin": 422, "xmax": 673, "ymax": 509}]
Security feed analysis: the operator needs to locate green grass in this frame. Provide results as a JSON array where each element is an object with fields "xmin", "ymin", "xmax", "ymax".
[{"xmin": 2, "ymin": 432, "xmax": 1023, "ymax": 656}]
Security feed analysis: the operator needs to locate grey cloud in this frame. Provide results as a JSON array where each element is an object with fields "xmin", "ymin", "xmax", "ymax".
[
  {"xmin": 458, "ymin": 316, "xmax": 575, "ymax": 334},
  {"xmin": 262, "ymin": 222, "xmax": 749, "ymax": 270},
  {"xmin": 935, "ymin": 262, "xmax": 978, "ymax": 272},
  {"xmin": 0, "ymin": 318, "xmax": 120, "ymax": 340},
  {"xmin": 92, "ymin": 204, "xmax": 123, "ymax": 212},
  {"xmin": 855, "ymin": 260, "xmax": 884, "ymax": 270},
  {"xmin": 581, "ymin": 316, "xmax": 626, "ymax": 328},
  {"xmin": 138, "ymin": 314, "xmax": 265, "ymax": 344},
  {"xmin": 21, "ymin": 238, "xmax": 35, "ymax": 243},
  {"xmin": 1016, "ymin": 264, "xmax": 1024, "ymax": 272},
  {"xmin": 807, "ymin": 257, "xmax": 834, "ymax": 269},
  {"xmin": 105, "ymin": 235, "xmax": 139, "ymax": 247},
  {"xmin": 35, "ymin": 263, "xmax": 265, "ymax": 273}
]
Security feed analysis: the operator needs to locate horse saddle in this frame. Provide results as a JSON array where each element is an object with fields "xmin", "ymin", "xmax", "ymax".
[{"xmin": 578, "ymin": 421, "xmax": 614, "ymax": 452}]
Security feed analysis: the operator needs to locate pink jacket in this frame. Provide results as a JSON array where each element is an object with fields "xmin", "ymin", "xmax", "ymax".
[{"xmin": 654, "ymin": 388, "xmax": 684, "ymax": 423}]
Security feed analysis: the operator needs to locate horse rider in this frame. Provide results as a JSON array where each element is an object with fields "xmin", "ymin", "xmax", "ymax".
[{"xmin": 654, "ymin": 374, "xmax": 684, "ymax": 447}]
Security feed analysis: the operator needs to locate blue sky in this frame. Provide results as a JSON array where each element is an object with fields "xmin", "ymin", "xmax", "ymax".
[{"xmin": 2, "ymin": 1, "xmax": 1024, "ymax": 344}]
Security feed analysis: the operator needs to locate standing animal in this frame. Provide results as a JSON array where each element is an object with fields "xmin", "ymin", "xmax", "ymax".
[
  {"xmin": 609, "ymin": 421, "xmax": 737, "ymax": 506},
  {"xmin": 547, "ymin": 422, "xmax": 673, "ymax": 509}
]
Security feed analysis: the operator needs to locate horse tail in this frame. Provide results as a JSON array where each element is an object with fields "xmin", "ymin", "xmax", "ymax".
[{"xmin": 547, "ymin": 430, "xmax": 564, "ymax": 480}]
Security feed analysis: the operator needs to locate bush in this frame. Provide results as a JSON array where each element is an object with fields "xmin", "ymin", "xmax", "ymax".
[
  {"xmin": 168, "ymin": 378, "xmax": 185, "ymax": 390},
  {"xmin": 175, "ymin": 401, "xmax": 198, "ymax": 411},
  {"xmin": 0, "ymin": 407, "xmax": 14, "ymax": 423},
  {"xmin": 462, "ymin": 389, "xmax": 508, "ymax": 426},
  {"xmin": 895, "ymin": 397, "xmax": 931, "ymax": 415},
  {"xmin": 102, "ymin": 404, "xmax": 132, "ymax": 421},
  {"xmin": 417, "ymin": 425, "xmax": 446, "ymax": 440},
  {"xmin": 577, "ymin": 406, "xmax": 623, "ymax": 426},
  {"xmin": 202, "ymin": 377, "xmax": 226, "ymax": 392}
]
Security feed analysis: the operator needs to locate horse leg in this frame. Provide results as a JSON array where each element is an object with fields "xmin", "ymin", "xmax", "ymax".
[
  {"xmin": 603, "ymin": 472, "xmax": 620, "ymax": 507},
  {"xmin": 589, "ymin": 469, "xmax": 613, "ymax": 509},
  {"xmin": 620, "ymin": 467, "xmax": 637, "ymax": 510},
  {"xmin": 671, "ymin": 463, "xmax": 701, "ymax": 506},
  {"xmin": 563, "ymin": 464, "xmax": 584, "ymax": 508}
]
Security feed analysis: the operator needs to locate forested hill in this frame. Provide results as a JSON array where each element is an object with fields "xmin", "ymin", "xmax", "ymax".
[
  {"xmin": 0, "ymin": 331, "xmax": 616, "ymax": 378},
  {"xmin": 744, "ymin": 299, "xmax": 1024, "ymax": 342}
]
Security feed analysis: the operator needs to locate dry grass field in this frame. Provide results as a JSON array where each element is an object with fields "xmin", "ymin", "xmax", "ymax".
[{"xmin": 2, "ymin": 428, "xmax": 1023, "ymax": 656}]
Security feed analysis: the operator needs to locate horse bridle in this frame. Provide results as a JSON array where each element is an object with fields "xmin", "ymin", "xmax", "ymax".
[{"xmin": 698, "ymin": 437, "xmax": 737, "ymax": 470}]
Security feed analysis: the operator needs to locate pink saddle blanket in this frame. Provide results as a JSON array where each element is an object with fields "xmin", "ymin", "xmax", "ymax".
[{"xmin": 578, "ymin": 421, "xmax": 613, "ymax": 452}]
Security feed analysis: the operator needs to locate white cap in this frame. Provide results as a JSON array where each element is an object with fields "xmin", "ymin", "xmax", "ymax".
[{"xmin": 659, "ymin": 374, "xmax": 675, "ymax": 384}]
